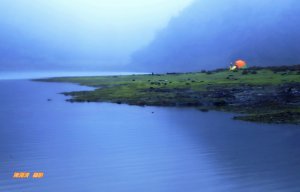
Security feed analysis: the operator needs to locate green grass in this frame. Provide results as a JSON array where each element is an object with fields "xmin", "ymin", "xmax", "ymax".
[
  {"xmin": 36, "ymin": 65, "xmax": 300, "ymax": 124},
  {"xmin": 43, "ymin": 69, "xmax": 299, "ymax": 89}
]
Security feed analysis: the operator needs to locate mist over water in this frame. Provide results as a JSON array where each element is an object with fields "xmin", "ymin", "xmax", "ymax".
[
  {"xmin": 1, "ymin": 0, "xmax": 299, "ymax": 73},
  {"xmin": 0, "ymin": 0, "xmax": 192, "ymax": 72},
  {"xmin": 1, "ymin": 1, "xmax": 300, "ymax": 191},
  {"xmin": 0, "ymin": 71, "xmax": 146, "ymax": 80}
]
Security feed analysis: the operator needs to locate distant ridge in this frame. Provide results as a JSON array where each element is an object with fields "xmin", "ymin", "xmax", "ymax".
[{"xmin": 130, "ymin": 0, "xmax": 300, "ymax": 72}]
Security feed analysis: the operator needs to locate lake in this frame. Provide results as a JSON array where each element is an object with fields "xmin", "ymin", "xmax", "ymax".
[{"xmin": 0, "ymin": 79, "xmax": 299, "ymax": 192}]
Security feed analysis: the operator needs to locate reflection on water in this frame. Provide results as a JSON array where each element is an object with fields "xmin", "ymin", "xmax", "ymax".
[{"xmin": 0, "ymin": 80, "xmax": 299, "ymax": 192}]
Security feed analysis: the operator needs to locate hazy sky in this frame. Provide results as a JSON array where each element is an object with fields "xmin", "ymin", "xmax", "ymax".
[
  {"xmin": 0, "ymin": 0, "xmax": 193, "ymax": 71},
  {"xmin": 131, "ymin": 0, "xmax": 300, "ymax": 72}
]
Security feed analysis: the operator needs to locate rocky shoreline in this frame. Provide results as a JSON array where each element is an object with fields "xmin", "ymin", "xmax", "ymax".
[{"xmin": 37, "ymin": 65, "xmax": 300, "ymax": 125}]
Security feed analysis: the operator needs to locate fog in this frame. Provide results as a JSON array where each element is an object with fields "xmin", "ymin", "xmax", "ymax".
[
  {"xmin": 1, "ymin": 0, "xmax": 300, "ymax": 73},
  {"xmin": 131, "ymin": 0, "xmax": 300, "ymax": 72},
  {"xmin": 0, "ymin": 0, "xmax": 192, "ymax": 72}
]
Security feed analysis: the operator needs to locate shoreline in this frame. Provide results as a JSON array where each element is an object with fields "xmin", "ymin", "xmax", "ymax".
[{"xmin": 35, "ymin": 65, "xmax": 300, "ymax": 125}]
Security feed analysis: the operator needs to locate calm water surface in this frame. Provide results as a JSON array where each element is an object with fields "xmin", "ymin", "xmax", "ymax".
[{"xmin": 0, "ymin": 79, "xmax": 299, "ymax": 192}]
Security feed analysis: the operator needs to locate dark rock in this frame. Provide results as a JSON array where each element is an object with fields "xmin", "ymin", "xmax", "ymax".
[
  {"xmin": 200, "ymin": 108, "xmax": 209, "ymax": 112},
  {"xmin": 213, "ymin": 100, "xmax": 228, "ymax": 106}
]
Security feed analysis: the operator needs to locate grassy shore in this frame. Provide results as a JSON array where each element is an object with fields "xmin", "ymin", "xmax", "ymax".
[{"xmin": 36, "ymin": 65, "xmax": 300, "ymax": 125}]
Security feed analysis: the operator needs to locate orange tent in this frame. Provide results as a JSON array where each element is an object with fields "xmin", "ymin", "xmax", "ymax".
[{"xmin": 235, "ymin": 60, "xmax": 247, "ymax": 69}]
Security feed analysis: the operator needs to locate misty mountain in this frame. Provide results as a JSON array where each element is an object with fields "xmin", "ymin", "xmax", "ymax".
[
  {"xmin": 0, "ymin": 23, "xmax": 121, "ymax": 71},
  {"xmin": 130, "ymin": 0, "xmax": 300, "ymax": 72},
  {"xmin": 0, "ymin": 23, "xmax": 77, "ymax": 71},
  {"xmin": 0, "ymin": 24, "xmax": 45, "ymax": 70}
]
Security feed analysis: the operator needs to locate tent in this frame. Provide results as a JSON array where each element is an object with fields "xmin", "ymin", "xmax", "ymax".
[{"xmin": 230, "ymin": 60, "xmax": 247, "ymax": 71}]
